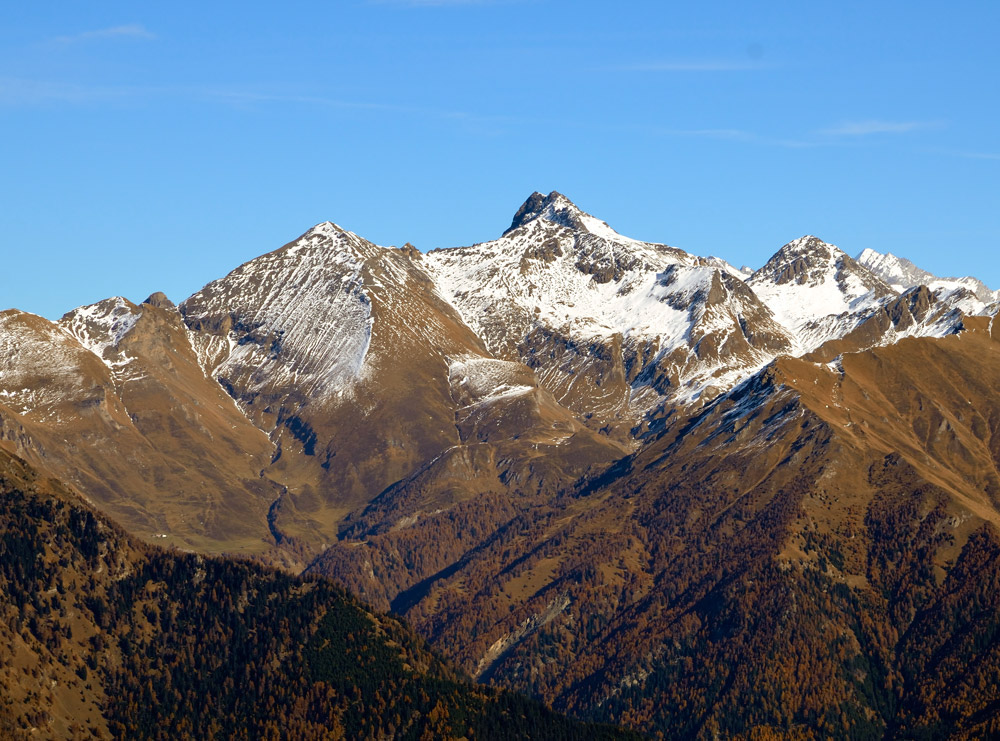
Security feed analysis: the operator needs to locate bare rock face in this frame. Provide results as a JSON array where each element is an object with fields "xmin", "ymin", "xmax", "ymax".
[
  {"xmin": 504, "ymin": 190, "xmax": 551, "ymax": 234},
  {"xmin": 142, "ymin": 290, "xmax": 176, "ymax": 310}
]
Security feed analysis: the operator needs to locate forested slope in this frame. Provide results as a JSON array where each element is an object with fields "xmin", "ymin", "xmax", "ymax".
[{"xmin": 0, "ymin": 449, "xmax": 637, "ymax": 740}]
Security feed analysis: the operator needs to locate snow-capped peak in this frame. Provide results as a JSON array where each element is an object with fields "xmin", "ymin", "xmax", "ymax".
[
  {"xmin": 180, "ymin": 222, "xmax": 375, "ymax": 403},
  {"xmin": 308, "ymin": 220, "xmax": 347, "ymax": 237},
  {"xmin": 298, "ymin": 221, "xmax": 374, "ymax": 256},
  {"xmin": 752, "ymin": 235, "xmax": 888, "ymax": 291},
  {"xmin": 747, "ymin": 236, "xmax": 895, "ymax": 349},
  {"xmin": 503, "ymin": 190, "xmax": 631, "ymax": 242},
  {"xmin": 857, "ymin": 247, "xmax": 886, "ymax": 265},
  {"xmin": 857, "ymin": 247, "xmax": 999, "ymax": 304},
  {"xmin": 769, "ymin": 234, "xmax": 838, "ymax": 264},
  {"xmin": 855, "ymin": 248, "xmax": 935, "ymax": 294},
  {"xmin": 703, "ymin": 256, "xmax": 751, "ymax": 282}
]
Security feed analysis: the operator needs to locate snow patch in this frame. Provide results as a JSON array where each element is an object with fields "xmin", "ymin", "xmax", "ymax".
[
  {"xmin": 61, "ymin": 297, "xmax": 141, "ymax": 367},
  {"xmin": 448, "ymin": 356, "xmax": 534, "ymax": 406}
]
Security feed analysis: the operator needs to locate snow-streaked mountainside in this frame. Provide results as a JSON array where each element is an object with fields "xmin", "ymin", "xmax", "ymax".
[
  {"xmin": 181, "ymin": 222, "xmax": 375, "ymax": 403},
  {"xmin": 857, "ymin": 247, "xmax": 1000, "ymax": 308},
  {"xmin": 0, "ymin": 309, "xmax": 111, "ymax": 422},
  {"xmin": 427, "ymin": 190, "xmax": 701, "ymax": 357},
  {"xmin": 425, "ymin": 192, "xmax": 795, "ymax": 419},
  {"xmin": 1, "ymin": 188, "xmax": 999, "ymax": 559},
  {"xmin": 61, "ymin": 297, "xmax": 141, "ymax": 368},
  {"xmin": 4, "ymin": 191, "xmax": 995, "ymax": 432},
  {"xmin": 7, "ymin": 191, "xmax": 996, "ymax": 434},
  {"xmin": 424, "ymin": 194, "xmax": 991, "ymax": 419}
]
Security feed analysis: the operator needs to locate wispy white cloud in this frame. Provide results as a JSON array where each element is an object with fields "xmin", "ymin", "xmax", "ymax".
[
  {"xmin": 647, "ymin": 127, "xmax": 818, "ymax": 149},
  {"xmin": 0, "ymin": 76, "xmax": 921, "ymax": 154},
  {"xmin": 953, "ymin": 150, "xmax": 1000, "ymax": 161},
  {"xmin": 819, "ymin": 120, "xmax": 941, "ymax": 136},
  {"xmin": 926, "ymin": 148, "xmax": 1000, "ymax": 161},
  {"xmin": 578, "ymin": 121, "xmax": 816, "ymax": 149},
  {"xmin": 0, "ymin": 78, "xmax": 131, "ymax": 105},
  {"xmin": 617, "ymin": 60, "xmax": 772, "ymax": 72},
  {"xmin": 0, "ymin": 78, "xmax": 484, "ymax": 122},
  {"xmin": 53, "ymin": 24, "xmax": 154, "ymax": 44}
]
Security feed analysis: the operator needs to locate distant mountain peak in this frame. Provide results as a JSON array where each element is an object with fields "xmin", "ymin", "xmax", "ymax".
[
  {"xmin": 143, "ymin": 291, "xmax": 176, "ymax": 310},
  {"xmin": 778, "ymin": 234, "xmax": 837, "ymax": 257},
  {"xmin": 503, "ymin": 190, "xmax": 623, "ymax": 240},
  {"xmin": 755, "ymin": 236, "xmax": 892, "ymax": 293},
  {"xmin": 60, "ymin": 296, "xmax": 142, "ymax": 366},
  {"xmin": 858, "ymin": 246, "xmax": 897, "ymax": 263},
  {"xmin": 748, "ymin": 236, "xmax": 896, "ymax": 347},
  {"xmin": 285, "ymin": 220, "xmax": 383, "ymax": 266},
  {"xmin": 858, "ymin": 247, "xmax": 998, "ymax": 304},
  {"xmin": 855, "ymin": 248, "xmax": 933, "ymax": 290},
  {"xmin": 505, "ymin": 191, "xmax": 577, "ymax": 234},
  {"xmin": 306, "ymin": 220, "xmax": 353, "ymax": 241},
  {"xmin": 752, "ymin": 236, "xmax": 843, "ymax": 286}
]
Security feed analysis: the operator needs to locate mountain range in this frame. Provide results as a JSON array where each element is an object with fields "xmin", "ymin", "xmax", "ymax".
[{"xmin": 2, "ymin": 191, "xmax": 999, "ymax": 738}]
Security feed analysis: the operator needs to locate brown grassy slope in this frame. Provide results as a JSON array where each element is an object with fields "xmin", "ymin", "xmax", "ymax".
[
  {"xmin": 1, "ymin": 238, "xmax": 627, "ymax": 568},
  {"xmin": 0, "ymin": 303, "xmax": 280, "ymax": 560},
  {"xmin": 307, "ymin": 352, "xmax": 629, "ymax": 610}
]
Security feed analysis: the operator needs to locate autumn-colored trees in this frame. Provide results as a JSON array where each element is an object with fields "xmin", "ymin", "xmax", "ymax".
[{"xmin": 0, "ymin": 449, "xmax": 637, "ymax": 740}]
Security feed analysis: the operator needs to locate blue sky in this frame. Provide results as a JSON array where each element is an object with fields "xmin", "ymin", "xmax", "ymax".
[{"xmin": 2, "ymin": 1, "xmax": 998, "ymax": 318}]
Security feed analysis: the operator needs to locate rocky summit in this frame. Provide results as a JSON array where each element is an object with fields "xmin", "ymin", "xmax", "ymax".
[{"xmin": 3, "ymin": 192, "xmax": 1000, "ymax": 739}]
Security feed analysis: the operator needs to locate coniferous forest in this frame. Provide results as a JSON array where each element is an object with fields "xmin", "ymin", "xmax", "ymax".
[{"xmin": 0, "ymin": 449, "xmax": 638, "ymax": 740}]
